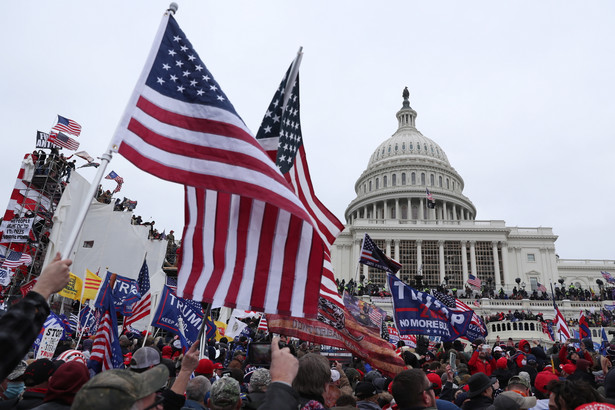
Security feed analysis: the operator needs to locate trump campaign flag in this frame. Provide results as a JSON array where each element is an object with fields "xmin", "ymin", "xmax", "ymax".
[
  {"xmin": 388, "ymin": 274, "xmax": 473, "ymax": 342},
  {"xmin": 151, "ymin": 285, "xmax": 203, "ymax": 348},
  {"xmin": 110, "ymin": 9, "xmax": 327, "ymax": 318},
  {"xmin": 94, "ymin": 272, "xmax": 141, "ymax": 316},
  {"xmin": 359, "ymin": 233, "xmax": 402, "ymax": 274}
]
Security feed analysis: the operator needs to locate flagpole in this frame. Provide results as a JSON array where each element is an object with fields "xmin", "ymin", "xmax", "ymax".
[
  {"xmin": 197, "ymin": 302, "xmax": 212, "ymax": 358},
  {"xmin": 281, "ymin": 47, "xmax": 303, "ymax": 112},
  {"xmin": 59, "ymin": 149, "xmax": 113, "ymax": 260},
  {"xmin": 76, "ymin": 304, "xmax": 92, "ymax": 347}
]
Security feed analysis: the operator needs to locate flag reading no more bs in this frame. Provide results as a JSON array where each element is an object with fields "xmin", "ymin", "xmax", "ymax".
[{"xmin": 388, "ymin": 274, "xmax": 473, "ymax": 342}]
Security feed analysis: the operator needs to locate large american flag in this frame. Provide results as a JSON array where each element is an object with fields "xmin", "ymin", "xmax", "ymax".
[
  {"xmin": 467, "ymin": 274, "xmax": 482, "ymax": 288},
  {"xmin": 50, "ymin": 115, "xmax": 82, "ymax": 136},
  {"xmin": 90, "ymin": 298, "xmax": 123, "ymax": 370},
  {"xmin": 111, "ymin": 14, "xmax": 327, "ymax": 318},
  {"xmin": 0, "ymin": 249, "xmax": 32, "ymax": 269},
  {"xmin": 123, "ymin": 259, "xmax": 151, "ymax": 328},
  {"xmin": 537, "ymin": 282, "xmax": 547, "ymax": 293},
  {"xmin": 254, "ymin": 57, "xmax": 345, "ymax": 308}
]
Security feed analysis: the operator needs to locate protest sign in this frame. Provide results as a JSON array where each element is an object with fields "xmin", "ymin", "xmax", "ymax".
[{"xmin": 0, "ymin": 217, "xmax": 34, "ymax": 243}]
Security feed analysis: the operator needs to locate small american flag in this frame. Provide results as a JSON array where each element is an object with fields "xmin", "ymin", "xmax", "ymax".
[
  {"xmin": 105, "ymin": 171, "xmax": 124, "ymax": 184},
  {"xmin": 90, "ymin": 298, "xmax": 124, "ymax": 370},
  {"xmin": 48, "ymin": 131, "xmax": 80, "ymax": 151},
  {"xmin": 553, "ymin": 303, "xmax": 571, "ymax": 341},
  {"xmin": 426, "ymin": 188, "xmax": 435, "ymax": 209},
  {"xmin": 467, "ymin": 274, "xmax": 481, "ymax": 288},
  {"xmin": 537, "ymin": 282, "xmax": 547, "ymax": 293},
  {"xmin": 433, "ymin": 290, "xmax": 485, "ymax": 330},
  {"xmin": 0, "ymin": 249, "xmax": 32, "ymax": 269},
  {"xmin": 602, "ymin": 271, "xmax": 615, "ymax": 284},
  {"xmin": 123, "ymin": 260, "xmax": 151, "ymax": 328},
  {"xmin": 105, "ymin": 171, "xmax": 124, "ymax": 193},
  {"xmin": 369, "ymin": 307, "xmax": 384, "ymax": 327},
  {"xmin": 257, "ymin": 315, "xmax": 268, "ymax": 332},
  {"xmin": 50, "ymin": 115, "xmax": 82, "ymax": 137},
  {"xmin": 359, "ymin": 233, "xmax": 402, "ymax": 274}
]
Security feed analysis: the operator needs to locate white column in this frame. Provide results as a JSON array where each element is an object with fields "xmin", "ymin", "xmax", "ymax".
[
  {"xmin": 443, "ymin": 201, "xmax": 448, "ymax": 220},
  {"xmin": 386, "ymin": 239, "xmax": 392, "ymax": 258},
  {"xmin": 395, "ymin": 199, "xmax": 400, "ymax": 221},
  {"xmin": 470, "ymin": 240, "xmax": 477, "ymax": 277},
  {"xmin": 419, "ymin": 199, "xmax": 424, "ymax": 220},
  {"xmin": 501, "ymin": 241, "xmax": 509, "ymax": 286},
  {"xmin": 461, "ymin": 241, "xmax": 469, "ymax": 284},
  {"xmin": 384, "ymin": 201, "xmax": 389, "ymax": 219},
  {"xmin": 492, "ymin": 241, "xmax": 501, "ymax": 288},
  {"xmin": 452, "ymin": 204, "xmax": 457, "ymax": 221},
  {"xmin": 373, "ymin": 203, "xmax": 377, "ymax": 219},
  {"xmin": 394, "ymin": 239, "xmax": 400, "ymax": 261},
  {"xmin": 439, "ymin": 240, "xmax": 446, "ymax": 284},
  {"xmin": 416, "ymin": 239, "xmax": 423, "ymax": 273}
]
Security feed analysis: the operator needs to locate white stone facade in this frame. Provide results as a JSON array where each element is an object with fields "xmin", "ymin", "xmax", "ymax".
[{"xmin": 331, "ymin": 90, "xmax": 615, "ymax": 306}]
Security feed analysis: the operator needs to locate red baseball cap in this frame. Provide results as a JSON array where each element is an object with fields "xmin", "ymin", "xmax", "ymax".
[
  {"xmin": 195, "ymin": 358, "xmax": 214, "ymax": 375},
  {"xmin": 213, "ymin": 362, "xmax": 224, "ymax": 370}
]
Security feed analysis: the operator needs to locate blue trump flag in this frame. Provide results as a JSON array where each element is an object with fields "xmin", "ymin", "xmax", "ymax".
[
  {"xmin": 388, "ymin": 274, "xmax": 473, "ymax": 342},
  {"xmin": 151, "ymin": 285, "xmax": 203, "ymax": 349},
  {"xmin": 94, "ymin": 272, "xmax": 141, "ymax": 316}
]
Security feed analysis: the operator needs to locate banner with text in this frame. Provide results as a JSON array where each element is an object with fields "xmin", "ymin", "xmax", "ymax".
[
  {"xmin": 0, "ymin": 217, "xmax": 34, "ymax": 243},
  {"xmin": 388, "ymin": 274, "xmax": 473, "ymax": 342},
  {"xmin": 151, "ymin": 285, "xmax": 203, "ymax": 349}
]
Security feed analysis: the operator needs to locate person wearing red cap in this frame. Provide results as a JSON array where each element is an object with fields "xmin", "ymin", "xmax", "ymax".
[
  {"xmin": 534, "ymin": 368, "xmax": 559, "ymax": 399},
  {"xmin": 195, "ymin": 358, "xmax": 214, "ymax": 382},
  {"xmin": 426, "ymin": 373, "xmax": 442, "ymax": 398},
  {"xmin": 560, "ymin": 364, "xmax": 576, "ymax": 377}
]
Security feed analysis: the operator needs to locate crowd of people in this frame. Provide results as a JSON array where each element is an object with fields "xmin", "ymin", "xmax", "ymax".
[{"xmin": 3, "ymin": 255, "xmax": 615, "ymax": 410}]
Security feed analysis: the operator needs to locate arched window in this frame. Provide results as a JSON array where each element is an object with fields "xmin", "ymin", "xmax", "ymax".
[
  {"xmin": 369, "ymin": 181, "xmax": 372, "ymax": 191},
  {"xmin": 376, "ymin": 178, "xmax": 379, "ymax": 189},
  {"xmin": 401, "ymin": 205, "xmax": 408, "ymax": 219},
  {"xmin": 421, "ymin": 173, "xmax": 426, "ymax": 185},
  {"xmin": 402, "ymin": 173, "xmax": 406, "ymax": 185},
  {"xmin": 446, "ymin": 178, "xmax": 450, "ymax": 189},
  {"xmin": 392, "ymin": 174, "xmax": 397, "ymax": 186},
  {"xmin": 411, "ymin": 206, "xmax": 418, "ymax": 219},
  {"xmin": 439, "ymin": 176, "xmax": 442, "ymax": 187},
  {"xmin": 411, "ymin": 172, "xmax": 416, "ymax": 185},
  {"xmin": 395, "ymin": 144, "xmax": 398, "ymax": 152},
  {"xmin": 430, "ymin": 174, "xmax": 435, "ymax": 186},
  {"xmin": 383, "ymin": 176, "xmax": 387, "ymax": 187}
]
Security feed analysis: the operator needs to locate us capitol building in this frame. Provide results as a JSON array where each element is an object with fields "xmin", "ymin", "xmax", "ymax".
[{"xmin": 330, "ymin": 88, "xmax": 615, "ymax": 341}]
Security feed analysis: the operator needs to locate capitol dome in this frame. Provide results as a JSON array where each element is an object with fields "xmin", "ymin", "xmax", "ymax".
[{"xmin": 345, "ymin": 88, "xmax": 476, "ymax": 223}]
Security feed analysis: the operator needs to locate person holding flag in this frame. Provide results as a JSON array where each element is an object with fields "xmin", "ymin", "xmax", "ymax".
[{"xmin": 0, "ymin": 253, "xmax": 72, "ymax": 381}]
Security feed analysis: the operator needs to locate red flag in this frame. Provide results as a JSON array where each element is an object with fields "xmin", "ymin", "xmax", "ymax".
[{"xmin": 111, "ymin": 15, "xmax": 327, "ymax": 318}]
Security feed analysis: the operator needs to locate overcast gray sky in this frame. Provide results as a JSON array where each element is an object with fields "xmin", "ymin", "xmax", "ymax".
[{"xmin": 1, "ymin": 1, "xmax": 613, "ymax": 261}]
